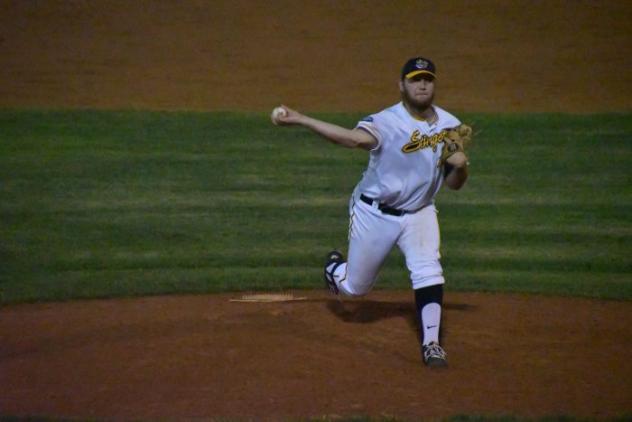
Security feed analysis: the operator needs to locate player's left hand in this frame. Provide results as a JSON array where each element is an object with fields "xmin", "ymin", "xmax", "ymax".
[
  {"xmin": 438, "ymin": 124, "xmax": 472, "ymax": 167},
  {"xmin": 446, "ymin": 151, "xmax": 468, "ymax": 168}
]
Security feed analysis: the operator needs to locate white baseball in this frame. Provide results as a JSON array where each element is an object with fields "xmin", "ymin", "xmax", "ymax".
[{"xmin": 271, "ymin": 106, "xmax": 287, "ymax": 125}]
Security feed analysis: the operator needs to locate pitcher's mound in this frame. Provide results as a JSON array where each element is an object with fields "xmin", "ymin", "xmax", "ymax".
[{"xmin": 1, "ymin": 291, "xmax": 630, "ymax": 420}]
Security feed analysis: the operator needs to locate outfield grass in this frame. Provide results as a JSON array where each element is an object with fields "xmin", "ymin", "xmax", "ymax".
[{"xmin": 0, "ymin": 110, "xmax": 630, "ymax": 304}]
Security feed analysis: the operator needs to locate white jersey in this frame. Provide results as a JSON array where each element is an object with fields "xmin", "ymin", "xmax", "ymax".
[{"xmin": 355, "ymin": 102, "xmax": 461, "ymax": 211}]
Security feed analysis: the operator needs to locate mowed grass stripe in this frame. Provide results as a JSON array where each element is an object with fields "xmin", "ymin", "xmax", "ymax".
[{"xmin": 1, "ymin": 110, "xmax": 630, "ymax": 303}]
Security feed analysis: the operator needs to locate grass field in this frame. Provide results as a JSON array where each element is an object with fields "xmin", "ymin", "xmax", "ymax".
[{"xmin": 1, "ymin": 110, "xmax": 630, "ymax": 304}]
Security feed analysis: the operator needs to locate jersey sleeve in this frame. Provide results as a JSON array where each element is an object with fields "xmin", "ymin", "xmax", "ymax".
[{"xmin": 355, "ymin": 115, "xmax": 382, "ymax": 151}]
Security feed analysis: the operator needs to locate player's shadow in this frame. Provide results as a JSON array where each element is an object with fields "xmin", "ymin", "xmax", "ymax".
[{"xmin": 326, "ymin": 298, "xmax": 475, "ymax": 334}]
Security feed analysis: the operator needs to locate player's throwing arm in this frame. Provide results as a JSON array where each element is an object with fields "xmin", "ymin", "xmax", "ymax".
[{"xmin": 271, "ymin": 105, "xmax": 378, "ymax": 150}]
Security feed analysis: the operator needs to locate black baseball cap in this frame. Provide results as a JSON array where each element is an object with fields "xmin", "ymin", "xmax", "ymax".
[{"xmin": 401, "ymin": 57, "xmax": 436, "ymax": 80}]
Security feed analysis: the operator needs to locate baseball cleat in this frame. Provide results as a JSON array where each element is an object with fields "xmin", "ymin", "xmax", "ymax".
[
  {"xmin": 323, "ymin": 250, "xmax": 344, "ymax": 295},
  {"xmin": 422, "ymin": 342, "xmax": 448, "ymax": 368}
]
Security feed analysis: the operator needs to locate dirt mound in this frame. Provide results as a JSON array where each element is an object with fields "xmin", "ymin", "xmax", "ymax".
[{"xmin": 2, "ymin": 291, "xmax": 630, "ymax": 419}]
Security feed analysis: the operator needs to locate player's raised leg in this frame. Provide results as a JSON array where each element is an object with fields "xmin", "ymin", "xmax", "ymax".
[{"xmin": 324, "ymin": 196, "xmax": 401, "ymax": 297}]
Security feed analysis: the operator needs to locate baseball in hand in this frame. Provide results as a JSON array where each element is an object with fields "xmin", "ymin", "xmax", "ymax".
[{"xmin": 271, "ymin": 106, "xmax": 287, "ymax": 125}]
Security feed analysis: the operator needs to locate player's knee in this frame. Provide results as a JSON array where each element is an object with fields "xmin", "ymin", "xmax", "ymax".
[
  {"xmin": 411, "ymin": 273, "xmax": 444, "ymax": 290},
  {"xmin": 408, "ymin": 258, "xmax": 443, "ymax": 289},
  {"xmin": 339, "ymin": 279, "xmax": 372, "ymax": 297}
]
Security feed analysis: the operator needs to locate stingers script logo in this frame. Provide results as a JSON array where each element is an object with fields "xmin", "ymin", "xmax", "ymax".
[{"xmin": 401, "ymin": 130, "xmax": 446, "ymax": 153}]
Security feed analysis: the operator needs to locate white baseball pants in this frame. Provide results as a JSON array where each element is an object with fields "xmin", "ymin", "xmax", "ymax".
[{"xmin": 328, "ymin": 192, "xmax": 445, "ymax": 296}]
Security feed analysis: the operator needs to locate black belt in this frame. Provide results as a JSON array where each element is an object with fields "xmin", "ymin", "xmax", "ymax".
[{"xmin": 360, "ymin": 194, "xmax": 408, "ymax": 216}]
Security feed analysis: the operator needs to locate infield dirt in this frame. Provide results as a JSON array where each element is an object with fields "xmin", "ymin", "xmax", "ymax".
[
  {"xmin": 2, "ymin": 292, "xmax": 631, "ymax": 420},
  {"xmin": 1, "ymin": 0, "xmax": 631, "ymax": 420}
]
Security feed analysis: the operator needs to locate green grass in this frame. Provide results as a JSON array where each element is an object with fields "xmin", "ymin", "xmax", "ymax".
[{"xmin": 1, "ymin": 110, "xmax": 630, "ymax": 304}]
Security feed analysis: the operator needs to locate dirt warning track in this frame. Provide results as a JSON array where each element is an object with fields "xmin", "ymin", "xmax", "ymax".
[{"xmin": 0, "ymin": 0, "xmax": 630, "ymax": 113}]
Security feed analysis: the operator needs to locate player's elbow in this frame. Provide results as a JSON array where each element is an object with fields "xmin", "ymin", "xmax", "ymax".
[
  {"xmin": 349, "ymin": 128, "xmax": 378, "ymax": 150},
  {"xmin": 347, "ymin": 138, "xmax": 372, "ymax": 150},
  {"xmin": 336, "ymin": 136, "xmax": 367, "ymax": 149},
  {"xmin": 342, "ymin": 138, "xmax": 362, "ymax": 149}
]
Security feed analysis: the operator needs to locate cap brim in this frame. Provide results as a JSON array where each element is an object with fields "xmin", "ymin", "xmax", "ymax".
[{"xmin": 405, "ymin": 70, "xmax": 436, "ymax": 79}]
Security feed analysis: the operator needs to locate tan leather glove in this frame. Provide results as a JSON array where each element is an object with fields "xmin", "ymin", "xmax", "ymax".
[{"xmin": 438, "ymin": 124, "xmax": 472, "ymax": 167}]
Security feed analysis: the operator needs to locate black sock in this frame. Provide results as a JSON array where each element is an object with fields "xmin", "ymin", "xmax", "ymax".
[{"xmin": 414, "ymin": 284, "xmax": 444, "ymax": 346}]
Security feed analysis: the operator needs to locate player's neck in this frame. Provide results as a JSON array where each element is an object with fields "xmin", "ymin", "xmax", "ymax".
[{"xmin": 403, "ymin": 102, "xmax": 437, "ymax": 124}]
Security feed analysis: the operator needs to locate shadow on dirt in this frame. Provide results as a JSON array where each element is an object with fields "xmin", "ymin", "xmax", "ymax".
[{"xmin": 326, "ymin": 298, "xmax": 476, "ymax": 332}]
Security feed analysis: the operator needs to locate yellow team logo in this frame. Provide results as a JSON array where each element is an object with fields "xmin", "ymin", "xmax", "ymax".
[{"xmin": 401, "ymin": 130, "xmax": 446, "ymax": 153}]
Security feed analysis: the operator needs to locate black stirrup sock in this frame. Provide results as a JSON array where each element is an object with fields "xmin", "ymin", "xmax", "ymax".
[{"xmin": 414, "ymin": 284, "xmax": 444, "ymax": 346}]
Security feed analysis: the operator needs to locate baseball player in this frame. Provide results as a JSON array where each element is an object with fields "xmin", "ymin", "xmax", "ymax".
[{"xmin": 272, "ymin": 56, "xmax": 471, "ymax": 368}]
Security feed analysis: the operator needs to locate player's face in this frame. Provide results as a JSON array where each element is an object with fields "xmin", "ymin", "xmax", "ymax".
[{"xmin": 400, "ymin": 74, "xmax": 435, "ymax": 109}]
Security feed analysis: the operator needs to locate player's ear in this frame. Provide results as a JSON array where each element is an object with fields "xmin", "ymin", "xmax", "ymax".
[{"xmin": 398, "ymin": 79, "xmax": 405, "ymax": 92}]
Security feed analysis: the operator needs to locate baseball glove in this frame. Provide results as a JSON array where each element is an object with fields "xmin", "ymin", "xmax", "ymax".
[{"xmin": 438, "ymin": 124, "xmax": 472, "ymax": 167}]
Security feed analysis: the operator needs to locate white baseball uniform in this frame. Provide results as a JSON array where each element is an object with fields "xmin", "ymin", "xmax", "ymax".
[{"xmin": 326, "ymin": 102, "xmax": 461, "ymax": 296}]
